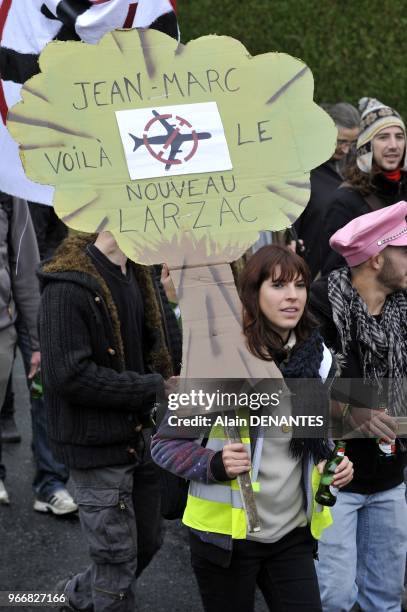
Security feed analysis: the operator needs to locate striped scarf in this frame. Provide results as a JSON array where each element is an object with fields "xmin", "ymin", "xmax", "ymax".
[
  {"xmin": 328, "ymin": 266, "xmax": 407, "ymax": 417},
  {"xmin": 0, "ymin": 0, "xmax": 178, "ymax": 204}
]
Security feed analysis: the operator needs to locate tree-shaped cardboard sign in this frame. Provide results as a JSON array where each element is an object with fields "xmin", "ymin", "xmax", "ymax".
[{"xmin": 8, "ymin": 29, "xmax": 336, "ymax": 378}]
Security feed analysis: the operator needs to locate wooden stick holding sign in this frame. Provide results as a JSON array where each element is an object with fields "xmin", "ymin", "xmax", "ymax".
[
  {"xmin": 170, "ymin": 264, "xmax": 283, "ymax": 534},
  {"xmin": 223, "ymin": 418, "xmax": 261, "ymax": 533}
]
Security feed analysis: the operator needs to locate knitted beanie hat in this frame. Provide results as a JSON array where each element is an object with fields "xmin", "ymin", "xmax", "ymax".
[{"xmin": 356, "ymin": 97, "xmax": 406, "ymax": 173}]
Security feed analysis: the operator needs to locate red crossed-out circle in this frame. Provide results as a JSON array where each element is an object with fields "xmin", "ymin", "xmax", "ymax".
[{"xmin": 142, "ymin": 113, "xmax": 199, "ymax": 166}]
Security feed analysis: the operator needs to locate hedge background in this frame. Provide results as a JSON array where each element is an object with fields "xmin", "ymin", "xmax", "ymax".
[{"xmin": 177, "ymin": 1, "xmax": 407, "ymax": 120}]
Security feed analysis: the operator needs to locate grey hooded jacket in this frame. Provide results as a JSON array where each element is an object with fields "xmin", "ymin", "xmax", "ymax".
[{"xmin": 0, "ymin": 195, "xmax": 40, "ymax": 350}]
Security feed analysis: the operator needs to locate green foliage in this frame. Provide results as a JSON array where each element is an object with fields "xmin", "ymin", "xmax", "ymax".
[{"xmin": 178, "ymin": 0, "xmax": 407, "ymax": 119}]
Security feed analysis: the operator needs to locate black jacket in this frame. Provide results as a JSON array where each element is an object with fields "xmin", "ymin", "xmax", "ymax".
[
  {"xmin": 28, "ymin": 202, "xmax": 68, "ymax": 260},
  {"xmin": 321, "ymin": 172, "xmax": 407, "ymax": 275},
  {"xmin": 294, "ymin": 161, "xmax": 342, "ymax": 279},
  {"xmin": 38, "ymin": 234, "xmax": 176, "ymax": 469}
]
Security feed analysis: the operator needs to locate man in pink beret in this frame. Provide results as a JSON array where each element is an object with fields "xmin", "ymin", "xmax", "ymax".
[
  {"xmin": 310, "ymin": 201, "xmax": 407, "ymax": 612},
  {"xmin": 330, "ymin": 199, "xmax": 407, "ymax": 268}
]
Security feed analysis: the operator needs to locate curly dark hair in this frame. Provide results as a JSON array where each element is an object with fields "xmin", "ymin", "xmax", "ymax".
[
  {"xmin": 343, "ymin": 163, "xmax": 378, "ymax": 196},
  {"xmin": 240, "ymin": 245, "xmax": 317, "ymax": 362}
]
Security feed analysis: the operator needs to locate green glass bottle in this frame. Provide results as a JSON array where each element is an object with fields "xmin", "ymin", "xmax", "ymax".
[
  {"xmin": 315, "ymin": 440, "xmax": 346, "ymax": 507},
  {"xmin": 30, "ymin": 372, "xmax": 43, "ymax": 400}
]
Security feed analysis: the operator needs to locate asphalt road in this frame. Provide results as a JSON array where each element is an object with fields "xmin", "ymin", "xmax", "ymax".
[{"xmin": 0, "ymin": 355, "xmax": 268, "ymax": 612}]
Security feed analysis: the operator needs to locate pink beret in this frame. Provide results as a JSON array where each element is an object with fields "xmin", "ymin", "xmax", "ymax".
[{"xmin": 329, "ymin": 200, "xmax": 407, "ymax": 266}]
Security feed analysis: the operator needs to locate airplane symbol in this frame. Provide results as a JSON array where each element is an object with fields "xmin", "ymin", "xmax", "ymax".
[{"xmin": 129, "ymin": 110, "xmax": 212, "ymax": 171}]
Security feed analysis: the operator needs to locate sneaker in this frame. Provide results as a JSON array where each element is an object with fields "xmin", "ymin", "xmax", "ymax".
[
  {"xmin": 33, "ymin": 489, "xmax": 78, "ymax": 515},
  {"xmin": 0, "ymin": 416, "xmax": 21, "ymax": 443},
  {"xmin": 0, "ymin": 480, "xmax": 10, "ymax": 504}
]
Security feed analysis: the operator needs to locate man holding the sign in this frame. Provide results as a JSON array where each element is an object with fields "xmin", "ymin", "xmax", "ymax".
[{"xmin": 38, "ymin": 229, "xmax": 179, "ymax": 611}]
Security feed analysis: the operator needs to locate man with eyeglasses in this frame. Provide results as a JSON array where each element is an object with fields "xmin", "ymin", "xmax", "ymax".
[
  {"xmin": 295, "ymin": 102, "xmax": 360, "ymax": 279},
  {"xmin": 321, "ymin": 97, "xmax": 407, "ymax": 275}
]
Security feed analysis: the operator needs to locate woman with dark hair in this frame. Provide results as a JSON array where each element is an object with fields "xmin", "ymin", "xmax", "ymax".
[
  {"xmin": 241, "ymin": 244, "xmax": 317, "ymax": 359},
  {"xmin": 151, "ymin": 245, "xmax": 353, "ymax": 612}
]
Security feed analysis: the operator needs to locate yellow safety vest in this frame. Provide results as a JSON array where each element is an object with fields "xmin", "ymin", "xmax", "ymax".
[{"xmin": 182, "ymin": 418, "xmax": 332, "ymax": 540}]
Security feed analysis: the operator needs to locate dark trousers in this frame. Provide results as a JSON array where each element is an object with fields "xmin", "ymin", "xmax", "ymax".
[
  {"xmin": 0, "ymin": 377, "xmax": 12, "ymax": 481},
  {"xmin": 0, "ymin": 375, "xmax": 13, "ymax": 419},
  {"xmin": 0, "ymin": 430, "xmax": 4, "ymax": 480},
  {"xmin": 191, "ymin": 527, "xmax": 322, "ymax": 612},
  {"xmin": 0, "ymin": 322, "xmax": 68, "ymax": 498},
  {"xmin": 0, "ymin": 325, "xmax": 17, "ymax": 481}
]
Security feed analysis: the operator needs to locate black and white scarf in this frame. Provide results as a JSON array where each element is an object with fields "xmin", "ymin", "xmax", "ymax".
[
  {"xmin": 278, "ymin": 329, "xmax": 332, "ymax": 463},
  {"xmin": 328, "ymin": 266, "xmax": 407, "ymax": 417}
]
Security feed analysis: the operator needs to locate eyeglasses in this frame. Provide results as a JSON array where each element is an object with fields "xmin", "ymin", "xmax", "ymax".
[{"xmin": 337, "ymin": 139, "xmax": 357, "ymax": 148}]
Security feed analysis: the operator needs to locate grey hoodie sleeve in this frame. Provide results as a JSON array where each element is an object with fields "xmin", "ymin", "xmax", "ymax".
[{"xmin": 10, "ymin": 198, "xmax": 41, "ymax": 351}]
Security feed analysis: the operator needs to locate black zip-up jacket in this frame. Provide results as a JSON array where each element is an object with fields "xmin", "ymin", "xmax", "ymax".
[
  {"xmin": 294, "ymin": 161, "xmax": 342, "ymax": 279},
  {"xmin": 321, "ymin": 172, "xmax": 407, "ymax": 275},
  {"xmin": 38, "ymin": 234, "xmax": 175, "ymax": 469}
]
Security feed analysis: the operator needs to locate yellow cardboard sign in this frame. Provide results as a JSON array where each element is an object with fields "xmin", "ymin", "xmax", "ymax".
[{"xmin": 8, "ymin": 29, "xmax": 336, "ymax": 267}]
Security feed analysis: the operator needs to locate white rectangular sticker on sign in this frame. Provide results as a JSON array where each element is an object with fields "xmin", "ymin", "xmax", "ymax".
[{"xmin": 115, "ymin": 101, "xmax": 233, "ymax": 180}]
